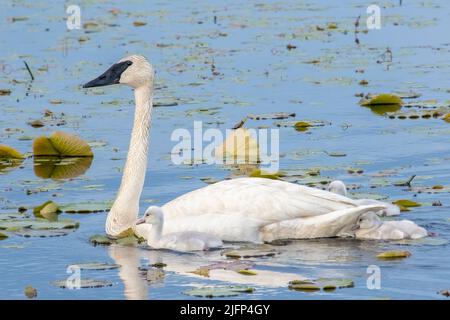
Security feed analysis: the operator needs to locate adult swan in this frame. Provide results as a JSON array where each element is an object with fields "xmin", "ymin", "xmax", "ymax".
[{"xmin": 83, "ymin": 55, "xmax": 384, "ymax": 242}]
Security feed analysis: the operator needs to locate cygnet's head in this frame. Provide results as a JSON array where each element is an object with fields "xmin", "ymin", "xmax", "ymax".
[
  {"xmin": 135, "ymin": 206, "xmax": 164, "ymax": 226},
  {"xmin": 83, "ymin": 55, "xmax": 154, "ymax": 89},
  {"xmin": 328, "ymin": 180, "xmax": 347, "ymax": 196},
  {"xmin": 353, "ymin": 212, "xmax": 381, "ymax": 230}
]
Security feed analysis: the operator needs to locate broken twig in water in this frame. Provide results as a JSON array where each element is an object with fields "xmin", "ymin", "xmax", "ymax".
[
  {"xmin": 394, "ymin": 175, "xmax": 416, "ymax": 187},
  {"xmin": 23, "ymin": 60, "xmax": 34, "ymax": 81},
  {"xmin": 232, "ymin": 117, "xmax": 247, "ymax": 130}
]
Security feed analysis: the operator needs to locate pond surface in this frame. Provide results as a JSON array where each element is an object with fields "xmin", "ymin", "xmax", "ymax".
[{"xmin": 0, "ymin": 0, "xmax": 450, "ymax": 299}]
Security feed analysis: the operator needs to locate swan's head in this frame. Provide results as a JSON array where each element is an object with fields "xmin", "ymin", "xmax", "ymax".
[
  {"xmin": 83, "ymin": 55, "xmax": 154, "ymax": 89},
  {"xmin": 353, "ymin": 212, "xmax": 381, "ymax": 230},
  {"xmin": 328, "ymin": 180, "xmax": 347, "ymax": 197},
  {"xmin": 135, "ymin": 206, "xmax": 163, "ymax": 226}
]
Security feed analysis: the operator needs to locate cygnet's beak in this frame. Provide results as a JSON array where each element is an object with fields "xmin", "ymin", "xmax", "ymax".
[
  {"xmin": 351, "ymin": 224, "xmax": 360, "ymax": 231},
  {"xmin": 135, "ymin": 217, "xmax": 145, "ymax": 225}
]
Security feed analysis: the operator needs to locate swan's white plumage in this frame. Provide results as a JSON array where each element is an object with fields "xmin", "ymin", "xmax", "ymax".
[
  {"xmin": 328, "ymin": 180, "xmax": 401, "ymax": 216},
  {"xmin": 354, "ymin": 212, "xmax": 428, "ymax": 240},
  {"xmin": 137, "ymin": 206, "xmax": 223, "ymax": 251},
  {"xmin": 88, "ymin": 55, "xmax": 395, "ymax": 242}
]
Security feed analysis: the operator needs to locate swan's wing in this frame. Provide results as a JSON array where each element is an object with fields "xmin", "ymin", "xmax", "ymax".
[
  {"xmin": 163, "ymin": 177, "xmax": 358, "ymax": 226},
  {"xmin": 355, "ymin": 199, "xmax": 401, "ymax": 216},
  {"xmin": 261, "ymin": 204, "xmax": 386, "ymax": 241}
]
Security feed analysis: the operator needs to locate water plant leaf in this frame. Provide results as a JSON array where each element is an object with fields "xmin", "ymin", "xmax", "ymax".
[
  {"xmin": 294, "ymin": 121, "xmax": 312, "ymax": 132},
  {"xmin": 68, "ymin": 262, "xmax": 120, "ymax": 270},
  {"xmin": 237, "ymin": 269, "xmax": 258, "ymax": 276},
  {"xmin": 0, "ymin": 218, "xmax": 79, "ymax": 230},
  {"xmin": 248, "ymin": 112, "xmax": 295, "ymax": 120},
  {"xmin": 0, "ymin": 144, "xmax": 24, "ymax": 159},
  {"xmin": 0, "ymin": 232, "xmax": 8, "ymax": 240},
  {"xmin": 360, "ymin": 94, "xmax": 403, "ymax": 106},
  {"xmin": 377, "ymin": 250, "xmax": 411, "ymax": 259},
  {"xmin": 33, "ymin": 131, "xmax": 93, "ymax": 157},
  {"xmin": 89, "ymin": 234, "xmax": 113, "ymax": 246},
  {"xmin": 33, "ymin": 201, "xmax": 61, "ymax": 220},
  {"xmin": 183, "ymin": 285, "xmax": 254, "ymax": 298},
  {"xmin": 223, "ymin": 248, "xmax": 277, "ymax": 259},
  {"xmin": 289, "ymin": 278, "xmax": 354, "ymax": 291},
  {"xmin": 393, "ymin": 200, "xmax": 421, "ymax": 207},
  {"xmin": 52, "ymin": 279, "xmax": 113, "ymax": 289},
  {"xmin": 249, "ymin": 169, "xmax": 284, "ymax": 180},
  {"xmin": 24, "ymin": 286, "xmax": 37, "ymax": 299},
  {"xmin": 34, "ymin": 157, "xmax": 93, "ymax": 180}
]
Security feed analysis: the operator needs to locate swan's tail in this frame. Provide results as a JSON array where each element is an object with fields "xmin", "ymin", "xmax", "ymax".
[{"xmin": 261, "ymin": 204, "xmax": 386, "ymax": 242}]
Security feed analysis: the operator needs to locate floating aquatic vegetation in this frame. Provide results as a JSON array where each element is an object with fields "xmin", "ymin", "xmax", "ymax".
[
  {"xmin": 393, "ymin": 199, "xmax": 421, "ymax": 208},
  {"xmin": 0, "ymin": 89, "xmax": 12, "ymax": 96},
  {"xmin": 215, "ymin": 128, "xmax": 259, "ymax": 164},
  {"xmin": 33, "ymin": 132, "xmax": 93, "ymax": 157},
  {"xmin": 34, "ymin": 157, "xmax": 93, "ymax": 180},
  {"xmin": 275, "ymin": 120, "xmax": 328, "ymax": 130},
  {"xmin": 0, "ymin": 218, "xmax": 79, "ymax": 238},
  {"xmin": 289, "ymin": 278, "xmax": 354, "ymax": 292},
  {"xmin": 438, "ymin": 290, "xmax": 450, "ymax": 297},
  {"xmin": 0, "ymin": 144, "xmax": 24, "ymax": 159},
  {"xmin": 376, "ymin": 250, "xmax": 411, "ymax": 259},
  {"xmin": 61, "ymin": 200, "xmax": 112, "ymax": 214},
  {"xmin": 249, "ymin": 169, "xmax": 284, "ymax": 180},
  {"xmin": 237, "ymin": 269, "xmax": 258, "ymax": 276},
  {"xmin": 183, "ymin": 285, "xmax": 254, "ymax": 298},
  {"xmin": 223, "ymin": 248, "xmax": 277, "ymax": 259},
  {"xmin": 52, "ymin": 279, "xmax": 113, "ymax": 289},
  {"xmin": 248, "ymin": 112, "xmax": 295, "ymax": 120},
  {"xmin": 0, "ymin": 232, "xmax": 8, "ymax": 240},
  {"xmin": 360, "ymin": 94, "xmax": 403, "ymax": 107},
  {"xmin": 68, "ymin": 262, "xmax": 120, "ymax": 270},
  {"xmin": 33, "ymin": 201, "xmax": 61, "ymax": 221},
  {"xmin": 24, "ymin": 286, "xmax": 37, "ymax": 299},
  {"xmin": 88, "ymin": 233, "xmax": 145, "ymax": 246}
]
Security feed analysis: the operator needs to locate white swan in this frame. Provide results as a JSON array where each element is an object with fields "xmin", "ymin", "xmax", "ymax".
[
  {"xmin": 135, "ymin": 206, "xmax": 223, "ymax": 252},
  {"xmin": 328, "ymin": 180, "xmax": 400, "ymax": 216},
  {"xmin": 83, "ymin": 55, "xmax": 387, "ymax": 242},
  {"xmin": 353, "ymin": 212, "xmax": 428, "ymax": 240}
]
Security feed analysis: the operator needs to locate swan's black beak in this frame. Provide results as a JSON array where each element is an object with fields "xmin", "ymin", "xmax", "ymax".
[
  {"xmin": 83, "ymin": 60, "xmax": 132, "ymax": 88},
  {"xmin": 135, "ymin": 217, "xmax": 145, "ymax": 225}
]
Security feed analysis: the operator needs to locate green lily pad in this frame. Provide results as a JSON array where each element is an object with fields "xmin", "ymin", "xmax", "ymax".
[
  {"xmin": 14, "ymin": 228, "xmax": 75, "ymax": 238},
  {"xmin": 52, "ymin": 279, "xmax": 113, "ymax": 289},
  {"xmin": 360, "ymin": 94, "xmax": 403, "ymax": 106},
  {"xmin": 24, "ymin": 286, "xmax": 37, "ymax": 299},
  {"xmin": 0, "ymin": 232, "xmax": 8, "ymax": 240},
  {"xmin": 33, "ymin": 201, "xmax": 61, "ymax": 220},
  {"xmin": 0, "ymin": 218, "xmax": 79, "ymax": 230},
  {"xmin": 377, "ymin": 250, "xmax": 411, "ymax": 259},
  {"xmin": 33, "ymin": 131, "xmax": 93, "ymax": 157},
  {"xmin": 183, "ymin": 285, "xmax": 254, "ymax": 298},
  {"xmin": 249, "ymin": 169, "xmax": 284, "ymax": 180},
  {"xmin": 393, "ymin": 199, "xmax": 421, "ymax": 208},
  {"xmin": 289, "ymin": 278, "xmax": 354, "ymax": 292},
  {"xmin": 237, "ymin": 269, "xmax": 258, "ymax": 276},
  {"xmin": 223, "ymin": 248, "xmax": 277, "ymax": 259},
  {"xmin": 34, "ymin": 157, "xmax": 93, "ymax": 180},
  {"xmin": 68, "ymin": 262, "xmax": 120, "ymax": 270},
  {"xmin": 89, "ymin": 234, "xmax": 114, "ymax": 246},
  {"xmin": 62, "ymin": 200, "xmax": 112, "ymax": 214},
  {"xmin": 0, "ymin": 144, "xmax": 24, "ymax": 159}
]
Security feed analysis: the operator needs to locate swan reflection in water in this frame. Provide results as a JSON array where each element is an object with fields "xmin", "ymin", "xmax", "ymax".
[{"xmin": 107, "ymin": 239, "xmax": 383, "ymax": 300}]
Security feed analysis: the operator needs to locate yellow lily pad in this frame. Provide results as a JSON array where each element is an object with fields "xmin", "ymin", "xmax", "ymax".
[
  {"xmin": 33, "ymin": 132, "xmax": 93, "ymax": 157},
  {"xmin": 24, "ymin": 286, "xmax": 37, "ymax": 299},
  {"xmin": 377, "ymin": 250, "xmax": 411, "ymax": 259},
  {"xmin": 237, "ymin": 269, "xmax": 258, "ymax": 276},
  {"xmin": 0, "ymin": 144, "xmax": 24, "ymax": 159},
  {"xmin": 360, "ymin": 94, "xmax": 403, "ymax": 106},
  {"xmin": 393, "ymin": 199, "xmax": 421, "ymax": 208},
  {"xmin": 34, "ymin": 157, "xmax": 93, "ymax": 180},
  {"xmin": 294, "ymin": 121, "xmax": 311, "ymax": 132},
  {"xmin": 33, "ymin": 201, "xmax": 61, "ymax": 220},
  {"xmin": 249, "ymin": 169, "xmax": 284, "ymax": 180},
  {"xmin": 442, "ymin": 113, "xmax": 450, "ymax": 122},
  {"xmin": 0, "ymin": 232, "xmax": 8, "ymax": 240}
]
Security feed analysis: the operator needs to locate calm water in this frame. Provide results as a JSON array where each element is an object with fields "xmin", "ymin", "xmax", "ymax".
[{"xmin": 0, "ymin": 0, "xmax": 449, "ymax": 299}]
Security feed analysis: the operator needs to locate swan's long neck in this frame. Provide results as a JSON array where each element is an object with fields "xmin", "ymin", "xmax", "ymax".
[
  {"xmin": 106, "ymin": 86, "xmax": 153, "ymax": 237},
  {"xmin": 146, "ymin": 217, "xmax": 163, "ymax": 248}
]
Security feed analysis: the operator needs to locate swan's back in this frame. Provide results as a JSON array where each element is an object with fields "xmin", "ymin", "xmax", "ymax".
[{"xmin": 161, "ymin": 177, "xmax": 362, "ymax": 241}]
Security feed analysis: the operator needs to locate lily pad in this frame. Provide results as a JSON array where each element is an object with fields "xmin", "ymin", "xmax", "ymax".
[
  {"xmin": 0, "ymin": 144, "xmax": 24, "ymax": 159},
  {"xmin": 289, "ymin": 278, "xmax": 354, "ymax": 291},
  {"xmin": 52, "ymin": 279, "xmax": 113, "ymax": 289},
  {"xmin": 377, "ymin": 250, "xmax": 411, "ymax": 259},
  {"xmin": 223, "ymin": 248, "xmax": 277, "ymax": 259},
  {"xmin": 0, "ymin": 218, "xmax": 79, "ymax": 230},
  {"xmin": 33, "ymin": 201, "xmax": 61, "ymax": 220},
  {"xmin": 0, "ymin": 232, "xmax": 8, "ymax": 240},
  {"xmin": 34, "ymin": 157, "xmax": 93, "ymax": 180},
  {"xmin": 360, "ymin": 94, "xmax": 403, "ymax": 106},
  {"xmin": 33, "ymin": 131, "xmax": 93, "ymax": 157},
  {"xmin": 68, "ymin": 262, "xmax": 120, "ymax": 270},
  {"xmin": 248, "ymin": 112, "xmax": 295, "ymax": 120},
  {"xmin": 393, "ymin": 199, "xmax": 421, "ymax": 208},
  {"xmin": 24, "ymin": 286, "xmax": 37, "ymax": 299},
  {"xmin": 249, "ymin": 169, "xmax": 284, "ymax": 180},
  {"xmin": 89, "ymin": 234, "xmax": 114, "ymax": 246},
  {"xmin": 183, "ymin": 285, "xmax": 254, "ymax": 298},
  {"xmin": 237, "ymin": 269, "xmax": 258, "ymax": 276}
]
